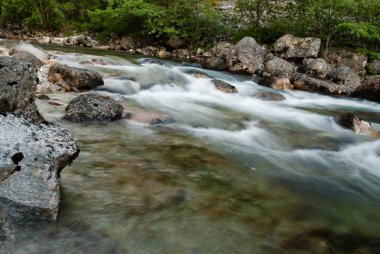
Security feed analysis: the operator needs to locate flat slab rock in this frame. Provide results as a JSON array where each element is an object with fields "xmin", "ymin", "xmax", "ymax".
[{"xmin": 0, "ymin": 114, "xmax": 79, "ymax": 222}]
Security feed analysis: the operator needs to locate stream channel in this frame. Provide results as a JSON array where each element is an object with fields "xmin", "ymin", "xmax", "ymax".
[{"xmin": 3, "ymin": 45, "xmax": 380, "ymax": 253}]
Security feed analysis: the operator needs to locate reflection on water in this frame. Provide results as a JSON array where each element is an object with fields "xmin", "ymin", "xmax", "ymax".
[{"xmin": 2, "ymin": 45, "xmax": 380, "ymax": 253}]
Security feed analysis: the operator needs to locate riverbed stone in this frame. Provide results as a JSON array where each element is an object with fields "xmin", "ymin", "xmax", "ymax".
[
  {"xmin": 211, "ymin": 79, "xmax": 238, "ymax": 93},
  {"xmin": 353, "ymin": 75, "xmax": 380, "ymax": 103},
  {"xmin": 254, "ymin": 92, "xmax": 286, "ymax": 101},
  {"xmin": 293, "ymin": 73, "xmax": 343, "ymax": 95},
  {"xmin": 338, "ymin": 112, "xmax": 377, "ymax": 136},
  {"xmin": 226, "ymin": 37, "xmax": 264, "ymax": 74},
  {"xmin": 64, "ymin": 94, "xmax": 124, "ymax": 123},
  {"xmin": 0, "ymin": 114, "xmax": 79, "ymax": 223},
  {"xmin": 274, "ymin": 34, "xmax": 321, "ymax": 59},
  {"xmin": 48, "ymin": 64, "xmax": 104, "ymax": 91},
  {"xmin": 128, "ymin": 112, "xmax": 174, "ymax": 125},
  {"xmin": 0, "ymin": 56, "xmax": 42, "ymax": 121},
  {"xmin": 12, "ymin": 50, "xmax": 43, "ymax": 69}
]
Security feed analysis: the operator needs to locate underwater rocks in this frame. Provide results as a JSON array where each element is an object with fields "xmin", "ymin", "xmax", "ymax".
[
  {"xmin": 128, "ymin": 112, "xmax": 174, "ymax": 125},
  {"xmin": 211, "ymin": 79, "xmax": 238, "ymax": 93},
  {"xmin": 64, "ymin": 94, "xmax": 124, "ymax": 123}
]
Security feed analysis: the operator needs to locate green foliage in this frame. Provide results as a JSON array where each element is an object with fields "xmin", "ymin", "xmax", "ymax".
[{"xmin": 87, "ymin": 0, "xmax": 222, "ymax": 41}]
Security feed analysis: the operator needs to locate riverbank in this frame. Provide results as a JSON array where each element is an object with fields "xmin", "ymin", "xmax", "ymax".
[{"xmin": 2, "ymin": 28, "xmax": 379, "ymax": 104}]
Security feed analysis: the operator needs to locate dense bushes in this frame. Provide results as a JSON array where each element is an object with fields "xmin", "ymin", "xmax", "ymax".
[{"xmin": 0, "ymin": 0, "xmax": 378, "ymax": 52}]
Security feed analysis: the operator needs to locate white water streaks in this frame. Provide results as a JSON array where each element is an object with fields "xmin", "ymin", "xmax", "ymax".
[{"xmin": 51, "ymin": 51, "xmax": 380, "ymax": 194}]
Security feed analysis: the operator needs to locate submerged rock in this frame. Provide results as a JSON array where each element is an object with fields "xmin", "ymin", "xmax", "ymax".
[
  {"xmin": 274, "ymin": 34, "xmax": 321, "ymax": 59},
  {"xmin": 211, "ymin": 79, "xmax": 238, "ymax": 93},
  {"xmin": 64, "ymin": 94, "xmax": 124, "ymax": 123},
  {"xmin": 226, "ymin": 37, "xmax": 264, "ymax": 74},
  {"xmin": 338, "ymin": 113, "xmax": 377, "ymax": 136},
  {"xmin": 128, "ymin": 112, "xmax": 174, "ymax": 125},
  {"xmin": 48, "ymin": 64, "xmax": 104, "ymax": 91},
  {"xmin": 0, "ymin": 56, "xmax": 42, "ymax": 121},
  {"xmin": 353, "ymin": 75, "xmax": 380, "ymax": 103},
  {"xmin": 0, "ymin": 114, "xmax": 79, "ymax": 222},
  {"xmin": 254, "ymin": 92, "xmax": 286, "ymax": 101}
]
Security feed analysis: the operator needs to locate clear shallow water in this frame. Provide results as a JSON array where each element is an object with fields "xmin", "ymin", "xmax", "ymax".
[{"xmin": 2, "ymin": 46, "xmax": 380, "ymax": 253}]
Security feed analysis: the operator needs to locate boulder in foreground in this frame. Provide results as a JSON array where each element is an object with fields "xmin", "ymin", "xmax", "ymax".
[{"xmin": 0, "ymin": 114, "xmax": 79, "ymax": 222}]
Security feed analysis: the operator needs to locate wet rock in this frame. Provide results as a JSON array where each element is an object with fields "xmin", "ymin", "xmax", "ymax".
[
  {"xmin": 328, "ymin": 67, "xmax": 361, "ymax": 94},
  {"xmin": 140, "ymin": 58, "xmax": 163, "ymax": 65},
  {"xmin": 272, "ymin": 78, "xmax": 294, "ymax": 90},
  {"xmin": 79, "ymin": 60, "xmax": 94, "ymax": 66},
  {"xmin": 136, "ymin": 46, "xmax": 157, "ymax": 56},
  {"xmin": 353, "ymin": 75, "xmax": 380, "ymax": 103},
  {"xmin": 367, "ymin": 60, "xmax": 380, "ymax": 75},
  {"xmin": 157, "ymin": 47, "xmax": 171, "ymax": 58},
  {"xmin": 12, "ymin": 51, "xmax": 43, "ymax": 69},
  {"xmin": 226, "ymin": 37, "xmax": 264, "ymax": 74},
  {"xmin": 293, "ymin": 73, "xmax": 343, "ymax": 95},
  {"xmin": 211, "ymin": 79, "xmax": 238, "ymax": 93},
  {"xmin": 254, "ymin": 92, "xmax": 286, "ymax": 101},
  {"xmin": 306, "ymin": 58, "xmax": 331, "ymax": 79},
  {"xmin": 0, "ymin": 56, "xmax": 42, "ymax": 121},
  {"xmin": 274, "ymin": 34, "xmax": 321, "ymax": 59},
  {"xmin": 177, "ymin": 49, "xmax": 191, "ymax": 60},
  {"xmin": 281, "ymin": 228, "xmax": 380, "ymax": 254},
  {"xmin": 48, "ymin": 64, "xmax": 104, "ymax": 91},
  {"xmin": 0, "ymin": 40, "xmax": 50, "ymax": 61},
  {"xmin": 128, "ymin": 112, "xmax": 174, "ymax": 125},
  {"xmin": 64, "ymin": 94, "xmax": 124, "ymax": 123},
  {"xmin": 181, "ymin": 62, "xmax": 202, "ymax": 68},
  {"xmin": 339, "ymin": 113, "xmax": 377, "ymax": 136},
  {"xmin": 0, "ymin": 114, "xmax": 79, "ymax": 222}
]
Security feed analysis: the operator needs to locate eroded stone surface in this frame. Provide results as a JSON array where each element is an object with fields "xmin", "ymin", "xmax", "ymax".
[{"xmin": 0, "ymin": 114, "xmax": 79, "ymax": 222}]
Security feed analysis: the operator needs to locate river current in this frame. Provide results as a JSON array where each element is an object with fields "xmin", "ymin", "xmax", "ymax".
[{"xmin": 2, "ymin": 46, "xmax": 380, "ymax": 253}]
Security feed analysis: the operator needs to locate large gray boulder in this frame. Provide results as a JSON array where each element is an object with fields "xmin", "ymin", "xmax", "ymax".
[
  {"xmin": 226, "ymin": 37, "xmax": 264, "ymax": 74},
  {"xmin": 274, "ymin": 34, "xmax": 321, "ymax": 59},
  {"xmin": 263, "ymin": 53, "xmax": 296, "ymax": 79},
  {"xmin": 0, "ymin": 57, "xmax": 42, "ymax": 121},
  {"xmin": 0, "ymin": 114, "xmax": 79, "ymax": 222},
  {"xmin": 48, "ymin": 64, "xmax": 104, "ymax": 91},
  {"xmin": 328, "ymin": 67, "xmax": 361, "ymax": 94},
  {"xmin": 0, "ymin": 40, "xmax": 50, "ymax": 61},
  {"xmin": 64, "ymin": 94, "xmax": 124, "ymax": 123},
  {"xmin": 306, "ymin": 58, "xmax": 331, "ymax": 79},
  {"xmin": 353, "ymin": 75, "xmax": 380, "ymax": 103}
]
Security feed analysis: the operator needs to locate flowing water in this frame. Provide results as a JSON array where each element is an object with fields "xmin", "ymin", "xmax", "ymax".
[{"xmin": 2, "ymin": 46, "xmax": 380, "ymax": 253}]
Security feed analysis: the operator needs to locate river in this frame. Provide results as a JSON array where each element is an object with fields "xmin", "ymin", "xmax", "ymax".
[{"xmin": 2, "ymin": 46, "xmax": 380, "ymax": 253}]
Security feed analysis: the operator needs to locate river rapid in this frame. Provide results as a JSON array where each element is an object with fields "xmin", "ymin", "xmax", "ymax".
[{"xmin": 2, "ymin": 46, "xmax": 380, "ymax": 253}]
